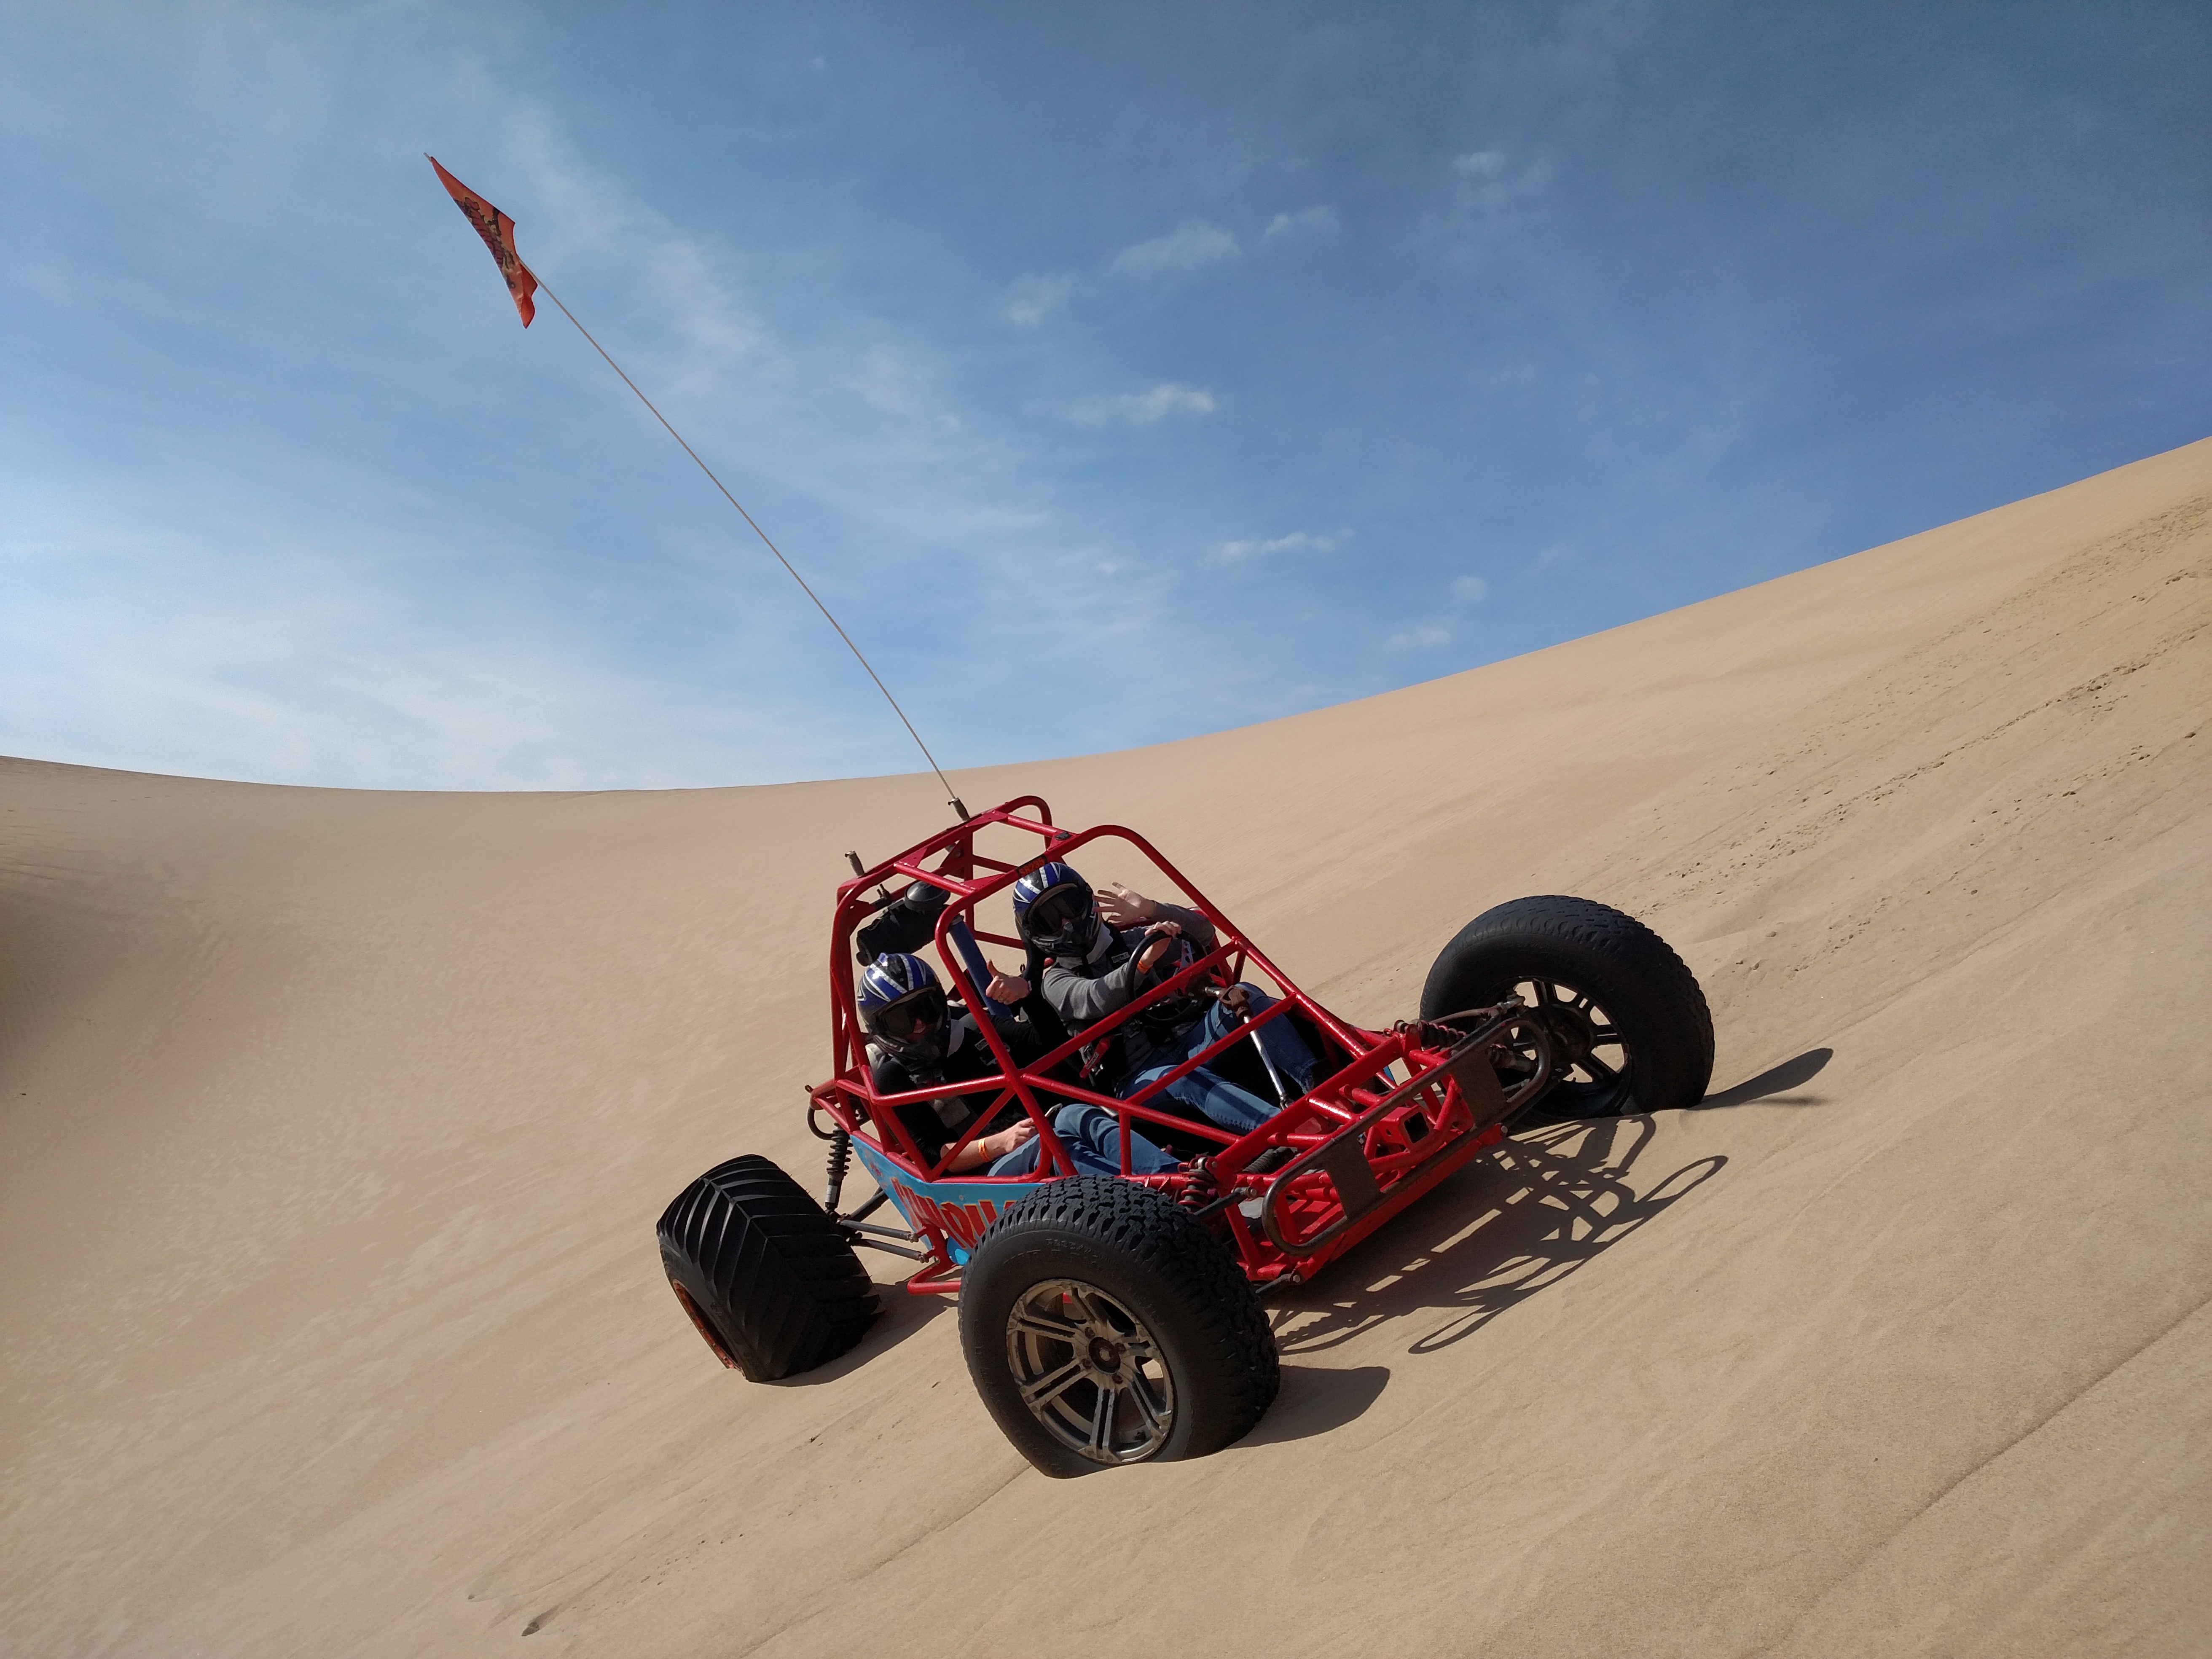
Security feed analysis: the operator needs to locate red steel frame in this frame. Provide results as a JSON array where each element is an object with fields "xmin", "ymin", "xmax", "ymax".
[{"xmin": 808, "ymin": 797, "xmax": 1514, "ymax": 1295}]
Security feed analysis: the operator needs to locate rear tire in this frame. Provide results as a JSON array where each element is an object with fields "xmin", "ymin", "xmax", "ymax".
[
  {"xmin": 1420, "ymin": 895, "xmax": 1712, "ymax": 1118},
  {"xmin": 959, "ymin": 1177, "xmax": 1278, "ymax": 1476},
  {"xmin": 658, "ymin": 1154, "xmax": 880, "ymax": 1381}
]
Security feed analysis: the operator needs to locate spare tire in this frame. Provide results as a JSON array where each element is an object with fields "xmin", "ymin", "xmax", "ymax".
[
  {"xmin": 959, "ymin": 1176, "xmax": 1278, "ymax": 1477},
  {"xmin": 1420, "ymin": 895, "xmax": 1712, "ymax": 1119},
  {"xmin": 658, "ymin": 1154, "xmax": 880, "ymax": 1382}
]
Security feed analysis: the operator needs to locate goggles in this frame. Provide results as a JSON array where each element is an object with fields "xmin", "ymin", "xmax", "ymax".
[
  {"xmin": 875, "ymin": 985, "xmax": 947, "ymax": 1041},
  {"xmin": 1025, "ymin": 889, "xmax": 1089, "ymax": 938}
]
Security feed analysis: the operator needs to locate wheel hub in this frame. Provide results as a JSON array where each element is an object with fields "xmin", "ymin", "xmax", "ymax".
[
  {"xmin": 1004, "ymin": 1279, "xmax": 1176, "ymax": 1465},
  {"xmin": 1539, "ymin": 999, "xmax": 1594, "ymax": 1066},
  {"xmin": 1516, "ymin": 977, "xmax": 1632, "ymax": 1111}
]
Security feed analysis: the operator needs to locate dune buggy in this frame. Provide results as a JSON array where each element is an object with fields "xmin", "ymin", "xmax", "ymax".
[{"xmin": 659, "ymin": 796, "xmax": 1711, "ymax": 1475}]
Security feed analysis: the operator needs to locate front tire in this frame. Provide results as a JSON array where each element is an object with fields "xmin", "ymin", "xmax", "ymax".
[
  {"xmin": 1420, "ymin": 895, "xmax": 1712, "ymax": 1118},
  {"xmin": 657, "ymin": 1154, "xmax": 880, "ymax": 1381},
  {"xmin": 959, "ymin": 1177, "xmax": 1278, "ymax": 1476}
]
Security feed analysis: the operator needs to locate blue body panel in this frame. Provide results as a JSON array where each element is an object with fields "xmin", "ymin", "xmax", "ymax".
[{"xmin": 848, "ymin": 1133, "xmax": 1047, "ymax": 1264}]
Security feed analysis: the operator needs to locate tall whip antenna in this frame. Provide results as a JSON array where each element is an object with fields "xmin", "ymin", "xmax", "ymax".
[
  {"xmin": 533, "ymin": 276, "xmax": 965, "ymax": 816},
  {"xmin": 424, "ymin": 155, "xmax": 966, "ymax": 819}
]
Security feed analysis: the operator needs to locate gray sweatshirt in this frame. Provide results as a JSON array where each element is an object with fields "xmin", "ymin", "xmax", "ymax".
[{"xmin": 1039, "ymin": 901, "xmax": 1216, "ymax": 1079}]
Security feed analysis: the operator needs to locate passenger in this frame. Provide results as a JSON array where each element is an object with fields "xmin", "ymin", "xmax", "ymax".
[
  {"xmin": 1012, "ymin": 863, "xmax": 1322, "ymax": 1136},
  {"xmin": 857, "ymin": 874, "xmax": 1073, "ymax": 1054},
  {"xmin": 857, "ymin": 953, "xmax": 1176, "ymax": 1178}
]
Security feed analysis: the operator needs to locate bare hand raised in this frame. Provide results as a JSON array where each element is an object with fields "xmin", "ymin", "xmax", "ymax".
[
  {"xmin": 985, "ymin": 960, "xmax": 1031, "ymax": 1003},
  {"xmin": 1095, "ymin": 882, "xmax": 1158, "ymax": 927}
]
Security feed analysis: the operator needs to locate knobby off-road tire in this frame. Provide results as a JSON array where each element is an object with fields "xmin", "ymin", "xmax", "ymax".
[
  {"xmin": 657, "ymin": 1154, "xmax": 879, "ymax": 1382},
  {"xmin": 1420, "ymin": 895, "xmax": 1713, "ymax": 1119},
  {"xmin": 959, "ymin": 1176, "xmax": 1278, "ymax": 1477}
]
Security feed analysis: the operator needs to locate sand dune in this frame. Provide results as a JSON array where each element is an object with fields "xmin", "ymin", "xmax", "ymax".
[{"xmin": 3, "ymin": 438, "xmax": 2207, "ymax": 1657}]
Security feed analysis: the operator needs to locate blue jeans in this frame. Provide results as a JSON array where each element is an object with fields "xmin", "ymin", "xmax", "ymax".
[
  {"xmin": 990, "ymin": 1102, "xmax": 1179, "ymax": 1178},
  {"xmin": 1127, "ymin": 986, "xmax": 1320, "ymax": 1136}
]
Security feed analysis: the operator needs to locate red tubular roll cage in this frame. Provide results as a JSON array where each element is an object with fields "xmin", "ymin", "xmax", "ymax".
[{"xmin": 810, "ymin": 798, "xmax": 1517, "ymax": 1291}]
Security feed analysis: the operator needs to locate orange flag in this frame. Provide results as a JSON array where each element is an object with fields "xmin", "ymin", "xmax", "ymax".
[{"xmin": 426, "ymin": 155, "xmax": 538, "ymax": 326}]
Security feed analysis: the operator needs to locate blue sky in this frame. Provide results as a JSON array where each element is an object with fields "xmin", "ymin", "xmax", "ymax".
[{"xmin": 3, "ymin": 2, "xmax": 2205, "ymax": 789}]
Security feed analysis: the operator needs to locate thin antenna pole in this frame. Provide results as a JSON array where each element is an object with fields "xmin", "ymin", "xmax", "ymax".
[{"xmin": 526, "ymin": 269, "xmax": 966, "ymax": 817}]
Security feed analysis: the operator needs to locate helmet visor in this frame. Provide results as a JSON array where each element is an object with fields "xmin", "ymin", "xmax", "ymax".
[
  {"xmin": 1025, "ymin": 888, "xmax": 1089, "ymax": 940},
  {"xmin": 875, "ymin": 985, "xmax": 947, "ymax": 1041}
]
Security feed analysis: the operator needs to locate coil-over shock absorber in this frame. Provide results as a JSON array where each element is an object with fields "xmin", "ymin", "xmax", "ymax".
[
  {"xmin": 810, "ymin": 1087, "xmax": 855, "ymax": 1221},
  {"xmin": 823, "ymin": 1130, "xmax": 853, "ymax": 1217}
]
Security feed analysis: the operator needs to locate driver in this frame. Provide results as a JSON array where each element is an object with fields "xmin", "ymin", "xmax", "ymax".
[
  {"xmin": 1011, "ymin": 862, "xmax": 1321, "ymax": 1135},
  {"xmin": 858, "ymin": 952, "xmax": 1176, "ymax": 1179}
]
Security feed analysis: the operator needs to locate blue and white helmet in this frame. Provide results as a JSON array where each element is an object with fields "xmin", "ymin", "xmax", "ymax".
[
  {"xmin": 856, "ymin": 953, "xmax": 949, "ymax": 1052},
  {"xmin": 1012, "ymin": 861, "xmax": 1097, "ymax": 958}
]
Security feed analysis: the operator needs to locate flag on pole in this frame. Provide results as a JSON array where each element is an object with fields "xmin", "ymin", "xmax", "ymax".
[
  {"xmin": 426, "ymin": 155, "xmax": 537, "ymax": 326},
  {"xmin": 420, "ymin": 152, "xmax": 965, "ymax": 816}
]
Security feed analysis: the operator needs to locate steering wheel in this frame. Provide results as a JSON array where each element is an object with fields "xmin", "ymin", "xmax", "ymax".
[{"xmin": 1133, "ymin": 929, "xmax": 1183, "ymax": 979}]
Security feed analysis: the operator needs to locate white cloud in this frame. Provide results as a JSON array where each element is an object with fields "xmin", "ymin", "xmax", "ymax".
[
  {"xmin": 1534, "ymin": 541, "xmax": 1576, "ymax": 570},
  {"xmin": 1260, "ymin": 205, "xmax": 1339, "ymax": 243},
  {"xmin": 1385, "ymin": 624, "xmax": 1453, "ymax": 651},
  {"xmin": 1214, "ymin": 528, "xmax": 1345, "ymax": 562},
  {"xmin": 0, "ymin": 490, "xmax": 797, "ymax": 789},
  {"xmin": 1449, "ymin": 145, "xmax": 1559, "ymax": 210},
  {"xmin": 0, "ymin": 10, "xmax": 1426, "ymax": 790},
  {"xmin": 1110, "ymin": 218, "xmax": 1240, "ymax": 278},
  {"xmin": 1452, "ymin": 574, "xmax": 1489, "ymax": 601},
  {"xmin": 1073, "ymin": 383, "xmax": 1218, "ymax": 425},
  {"xmin": 0, "ymin": 70, "xmax": 1132, "ymax": 789},
  {"xmin": 1001, "ymin": 272, "xmax": 1072, "ymax": 328}
]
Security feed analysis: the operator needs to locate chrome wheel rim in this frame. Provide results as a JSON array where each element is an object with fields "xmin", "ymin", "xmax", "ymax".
[{"xmin": 1004, "ymin": 1279, "xmax": 1176, "ymax": 1465}]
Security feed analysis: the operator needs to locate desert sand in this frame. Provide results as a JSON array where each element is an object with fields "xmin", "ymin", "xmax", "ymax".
[{"xmin": 3, "ymin": 438, "xmax": 2207, "ymax": 1657}]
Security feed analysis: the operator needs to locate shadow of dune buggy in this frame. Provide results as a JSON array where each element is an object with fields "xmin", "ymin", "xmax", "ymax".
[{"xmin": 659, "ymin": 797, "xmax": 1712, "ymax": 1476}]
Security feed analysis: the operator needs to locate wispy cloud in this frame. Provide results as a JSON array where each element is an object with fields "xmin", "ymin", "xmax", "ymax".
[
  {"xmin": 1110, "ymin": 217, "xmax": 1240, "ymax": 278},
  {"xmin": 1001, "ymin": 272, "xmax": 1072, "ymax": 328},
  {"xmin": 1385, "ymin": 624, "xmax": 1452, "ymax": 651},
  {"xmin": 0, "ymin": 486, "xmax": 805, "ymax": 789},
  {"xmin": 1448, "ymin": 145, "xmax": 1558, "ymax": 209},
  {"xmin": 0, "ymin": 23, "xmax": 1221, "ymax": 787},
  {"xmin": 1072, "ymin": 383, "xmax": 1218, "ymax": 424},
  {"xmin": 8, "ymin": 2, "xmax": 2186, "ymax": 790},
  {"xmin": 1214, "ymin": 528, "xmax": 1346, "ymax": 561},
  {"xmin": 1260, "ymin": 205, "xmax": 1339, "ymax": 243}
]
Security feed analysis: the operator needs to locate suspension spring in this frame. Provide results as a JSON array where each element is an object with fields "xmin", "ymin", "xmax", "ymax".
[{"xmin": 824, "ymin": 1127, "xmax": 853, "ymax": 1218}]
